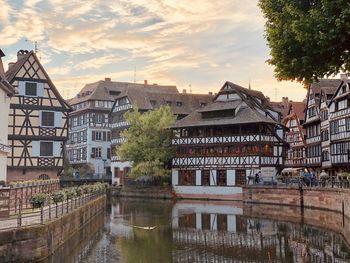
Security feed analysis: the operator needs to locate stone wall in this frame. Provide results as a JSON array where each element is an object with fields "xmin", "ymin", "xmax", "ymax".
[
  {"xmin": 243, "ymin": 186, "xmax": 350, "ymax": 219},
  {"xmin": 0, "ymin": 195, "xmax": 106, "ymax": 262},
  {"xmin": 243, "ymin": 203, "xmax": 350, "ymax": 247},
  {"xmin": 112, "ymin": 186, "xmax": 174, "ymax": 199}
]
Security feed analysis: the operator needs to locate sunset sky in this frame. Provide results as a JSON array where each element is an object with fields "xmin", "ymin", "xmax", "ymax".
[{"xmin": 0, "ymin": 0, "xmax": 307, "ymax": 101}]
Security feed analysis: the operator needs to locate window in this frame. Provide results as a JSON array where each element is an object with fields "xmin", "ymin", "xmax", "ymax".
[
  {"xmin": 25, "ymin": 82, "xmax": 37, "ymax": 96},
  {"xmin": 217, "ymin": 214, "xmax": 227, "ymax": 231},
  {"xmin": 96, "ymin": 114, "xmax": 103, "ymax": 123},
  {"xmin": 346, "ymin": 118, "xmax": 350, "ymax": 131},
  {"xmin": 107, "ymin": 148, "xmax": 111, "ymax": 159},
  {"xmin": 178, "ymin": 213, "xmax": 196, "ymax": 228},
  {"xmin": 176, "ymin": 101, "xmax": 183, "ymax": 107},
  {"xmin": 216, "ymin": 170, "xmax": 227, "ymax": 186},
  {"xmin": 150, "ymin": 100, "xmax": 157, "ymax": 107},
  {"xmin": 201, "ymin": 214, "xmax": 211, "ymax": 230},
  {"xmin": 179, "ymin": 170, "xmax": 195, "ymax": 185},
  {"xmin": 40, "ymin": 142, "xmax": 53, "ymax": 156},
  {"xmin": 166, "ymin": 101, "xmax": 172, "ymax": 106},
  {"xmin": 236, "ymin": 170, "xmax": 246, "ymax": 186},
  {"xmin": 201, "ymin": 170, "xmax": 210, "ymax": 186},
  {"xmin": 95, "ymin": 131, "xmax": 102, "ymax": 141},
  {"xmin": 41, "ymin": 111, "xmax": 55, "ymax": 127},
  {"xmin": 92, "ymin": 147, "xmax": 102, "ymax": 158},
  {"xmin": 109, "ymin": 90, "xmax": 120, "ymax": 96}
]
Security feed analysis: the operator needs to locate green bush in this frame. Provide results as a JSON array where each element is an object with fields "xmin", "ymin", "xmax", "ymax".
[
  {"xmin": 30, "ymin": 193, "xmax": 49, "ymax": 208},
  {"xmin": 52, "ymin": 191, "xmax": 66, "ymax": 204},
  {"xmin": 64, "ymin": 188, "xmax": 76, "ymax": 199},
  {"xmin": 75, "ymin": 187, "xmax": 83, "ymax": 196}
]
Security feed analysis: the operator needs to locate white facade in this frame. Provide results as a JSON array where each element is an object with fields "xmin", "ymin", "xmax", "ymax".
[{"xmin": 0, "ymin": 89, "xmax": 11, "ymax": 181}]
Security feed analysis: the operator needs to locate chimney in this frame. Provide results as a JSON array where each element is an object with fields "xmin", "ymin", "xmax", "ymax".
[
  {"xmin": 144, "ymin": 80, "xmax": 148, "ymax": 86},
  {"xmin": 282, "ymin": 97, "xmax": 289, "ymax": 105},
  {"xmin": 105, "ymin": 77, "xmax": 111, "ymax": 82},
  {"xmin": 8, "ymin": 62, "xmax": 15, "ymax": 70},
  {"xmin": 340, "ymin": 74, "xmax": 348, "ymax": 81},
  {"xmin": 183, "ymin": 89, "xmax": 187, "ymax": 94},
  {"xmin": 208, "ymin": 92, "xmax": 213, "ymax": 95},
  {"xmin": 17, "ymin": 50, "xmax": 29, "ymax": 61}
]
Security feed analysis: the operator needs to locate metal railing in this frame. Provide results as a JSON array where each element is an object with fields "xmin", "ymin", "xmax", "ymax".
[
  {"xmin": 247, "ymin": 176, "xmax": 350, "ymax": 189},
  {"xmin": 0, "ymin": 191, "xmax": 105, "ymax": 231}
]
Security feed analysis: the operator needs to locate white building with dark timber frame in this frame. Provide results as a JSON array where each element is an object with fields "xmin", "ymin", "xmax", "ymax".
[
  {"xmin": 328, "ymin": 75, "xmax": 350, "ymax": 173},
  {"xmin": 5, "ymin": 50, "xmax": 71, "ymax": 182},
  {"xmin": 171, "ymin": 81, "xmax": 285, "ymax": 200},
  {"xmin": 0, "ymin": 49, "xmax": 15, "ymax": 182}
]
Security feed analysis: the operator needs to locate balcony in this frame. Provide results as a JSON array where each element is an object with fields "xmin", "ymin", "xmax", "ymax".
[
  {"xmin": 111, "ymin": 137, "xmax": 127, "ymax": 145},
  {"xmin": 111, "ymin": 121, "xmax": 129, "ymax": 129},
  {"xmin": 172, "ymin": 134, "xmax": 277, "ymax": 145}
]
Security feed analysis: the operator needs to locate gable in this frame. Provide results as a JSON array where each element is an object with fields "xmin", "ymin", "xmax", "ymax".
[{"xmin": 6, "ymin": 51, "xmax": 71, "ymax": 111}]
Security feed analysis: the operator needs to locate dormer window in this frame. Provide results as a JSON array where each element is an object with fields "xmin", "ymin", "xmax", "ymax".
[
  {"xmin": 200, "ymin": 102, "xmax": 207, "ymax": 107},
  {"xmin": 176, "ymin": 101, "xmax": 183, "ymax": 107},
  {"xmin": 342, "ymin": 85, "xmax": 347, "ymax": 94},
  {"xmin": 150, "ymin": 100, "xmax": 157, "ymax": 107},
  {"xmin": 166, "ymin": 101, "xmax": 172, "ymax": 106},
  {"xmin": 25, "ymin": 82, "xmax": 37, "ymax": 96}
]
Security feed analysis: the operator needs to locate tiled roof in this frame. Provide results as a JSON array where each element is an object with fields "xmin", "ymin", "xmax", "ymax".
[
  {"xmin": 172, "ymin": 81, "xmax": 280, "ymax": 128},
  {"xmin": 0, "ymin": 51, "xmax": 14, "ymax": 96},
  {"xmin": 113, "ymin": 85, "xmax": 213, "ymax": 115},
  {"xmin": 172, "ymin": 105, "xmax": 278, "ymax": 128},
  {"xmin": 68, "ymin": 81, "xmax": 178, "ymax": 106},
  {"xmin": 289, "ymin": 101, "xmax": 306, "ymax": 122}
]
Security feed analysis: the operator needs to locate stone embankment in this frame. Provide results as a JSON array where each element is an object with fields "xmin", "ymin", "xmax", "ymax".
[
  {"xmin": 0, "ymin": 195, "xmax": 106, "ymax": 262},
  {"xmin": 243, "ymin": 186, "xmax": 350, "ymax": 219},
  {"xmin": 111, "ymin": 186, "xmax": 173, "ymax": 199}
]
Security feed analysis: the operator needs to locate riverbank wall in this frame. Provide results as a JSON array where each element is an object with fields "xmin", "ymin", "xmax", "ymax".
[
  {"xmin": 0, "ymin": 195, "xmax": 106, "ymax": 262},
  {"xmin": 111, "ymin": 186, "xmax": 173, "ymax": 199},
  {"xmin": 243, "ymin": 186, "xmax": 350, "ymax": 219}
]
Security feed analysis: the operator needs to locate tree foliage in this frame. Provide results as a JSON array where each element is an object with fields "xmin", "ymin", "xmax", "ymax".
[
  {"xmin": 259, "ymin": 0, "xmax": 350, "ymax": 84},
  {"xmin": 117, "ymin": 105, "xmax": 176, "ymax": 178}
]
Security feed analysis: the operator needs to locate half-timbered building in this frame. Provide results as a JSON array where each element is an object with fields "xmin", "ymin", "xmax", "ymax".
[
  {"xmin": 283, "ymin": 101, "xmax": 306, "ymax": 169},
  {"xmin": 171, "ymin": 81, "xmax": 285, "ymax": 200},
  {"xmin": 66, "ymin": 79, "xmax": 130, "ymax": 177},
  {"xmin": 328, "ymin": 75, "xmax": 350, "ymax": 173},
  {"xmin": 110, "ymin": 84, "xmax": 213, "ymax": 185},
  {"xmin": 0, "ymin": 49, "xmax": 15, "ymax": 182},
  {"xmin": 5, "ymin": 50, "xmax": 71, "ymax": 181},
  {"xmin": 303, "ymin": 79, "xmax": 340, "ymax": 175}
]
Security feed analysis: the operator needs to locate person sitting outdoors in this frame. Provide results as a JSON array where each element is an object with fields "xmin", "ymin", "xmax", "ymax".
[{"xmin": 254, "ymin": 171, "xmax": 261, "ymax": 185}]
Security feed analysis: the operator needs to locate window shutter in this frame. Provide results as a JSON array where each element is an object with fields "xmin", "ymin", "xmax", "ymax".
[
  {"xmin": 91, "ymin": 148, "xmax": 95, "ymax": 158},
  {"xmin": 107, "ymin": 132, "xmax": 111, "ymax": 141},
  {"xmin": 107, "ymin": 148, "xmax": 111, "ymax": 159},
  {"xmin": 53, "ymin": 142, "xmax": 61, "ymax": 157},
  {"xmin": 54, "ymin": 112, "xmax": 62, "ymax": 127},
  {"xmin": 92, "ymin": 131, "xmax": 96, "ymax": 141},
  {"xmin": 103, "ymin": 132, "xmax": 106, "ymax": 141},
  {"xmin": 18, "ymin": 81, "xmax": 25, "ymax": 95},
  {"xmin": 32, "ymin": 141, "xmax": 40, "ymax": 157},
  {"xmin": 37, "ymin": 83, "xmax": 44, "ymax": 97}
]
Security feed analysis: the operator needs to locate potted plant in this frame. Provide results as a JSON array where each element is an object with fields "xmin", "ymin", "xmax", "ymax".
[
  {"xmin": 30, "ymin": 193, "xmax": 49, "ymax": 208},
  {"xmin": 52, "ymin": 191, "xmax": 66, "ymax": 204}
]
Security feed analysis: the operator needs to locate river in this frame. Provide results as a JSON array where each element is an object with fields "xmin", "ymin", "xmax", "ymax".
[{"xmin": 45, "ymin": 197, "xmax": 350, "ymax": 263}]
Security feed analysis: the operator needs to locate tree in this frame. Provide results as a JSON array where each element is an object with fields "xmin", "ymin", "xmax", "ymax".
[
  {"xmin": 259, "ymin": 0, "xmax": 350, "ymax": 84},
  {"xmin": 117, "ymin": 105, "xmax": 176, "ymax": 178}
]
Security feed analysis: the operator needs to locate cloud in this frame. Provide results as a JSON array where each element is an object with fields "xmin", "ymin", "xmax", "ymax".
[{"xmin": 0, "ymin": 0, "xmax": 307, "ymax": 102}]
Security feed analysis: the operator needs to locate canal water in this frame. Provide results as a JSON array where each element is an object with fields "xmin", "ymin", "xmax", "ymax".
[{"xmin": 46, "ymin": 197, "xmax": 350, "ymax": 263}]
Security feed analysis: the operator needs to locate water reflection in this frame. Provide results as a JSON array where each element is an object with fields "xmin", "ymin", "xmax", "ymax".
[{"xmin": 50, "ymin": 198, "xmax": 350, "ymax": 263}]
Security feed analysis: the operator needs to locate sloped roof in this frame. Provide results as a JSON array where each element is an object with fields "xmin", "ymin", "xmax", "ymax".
[
  {"xmin": 197, "ymin": 100, "xmax": 241, "ymax": 112},
  {"xmin": 5, "ymin": 50, "xmax": 71, "ymax": 110},
  {"xmin": 172, "ymin": 81, "xmax": 281, "ymax": 128},
  {"xmin": 0, "ymin": 50, "xmax": 14, "ymax": 96},
  {"xmin": 68, "ymin": 81, "xmax": 178, "ymax": 106},
  {"xmin": 288, "ymin": 101, "xmax": 306, "ymax": 122},
  {"xmin": 113, "ymin": 85, "xmax": 213, "ymax": 115},
  {"xmin": 172, "ymin": 105, "xmax": 279, "ymax": 128}
]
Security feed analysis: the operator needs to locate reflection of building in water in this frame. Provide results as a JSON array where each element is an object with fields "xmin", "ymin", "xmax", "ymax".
[
  {"xmin": 171, "ymin": 202, "xmax": 350, "ymax": 263},
  {"xmin": 171, "ymin": 202, "xmax": 286, "ymax": 262},
  {"xmin": 110, "ymin": 201, "xmax": 133, "ymax": 239}
]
